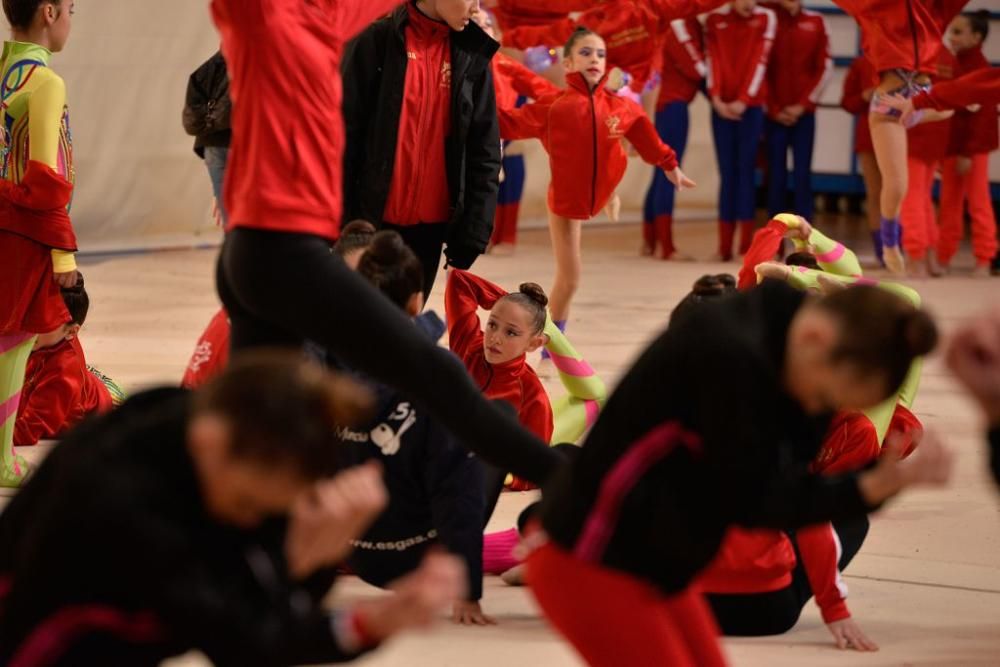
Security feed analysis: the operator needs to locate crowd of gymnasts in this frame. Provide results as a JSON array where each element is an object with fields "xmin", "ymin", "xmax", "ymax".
[{"xmin": 0, "ymin": 1, "xmax": 999, "ymax": 665}]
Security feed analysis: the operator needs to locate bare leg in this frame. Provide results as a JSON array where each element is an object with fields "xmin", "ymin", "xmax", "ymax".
[
  {"xmin": 547, "ymin": 211, "xmax": 583, "ymax": 323},
  {"xmin": 858, "ymin": 152, "xmax": 882, "ymax": 233}
]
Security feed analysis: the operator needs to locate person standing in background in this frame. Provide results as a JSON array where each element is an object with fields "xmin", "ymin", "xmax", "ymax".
[
  {"xmin": 762, "ymin": 0, "xmax": 831, "ymax": 222},
  {"xmin": 183, "ymin": 50, "xmax": 231, "ymax": 225}
]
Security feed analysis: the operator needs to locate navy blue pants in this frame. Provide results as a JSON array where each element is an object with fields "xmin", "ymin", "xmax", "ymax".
[
  {"xmin": 643, "ymin": 101, "xmax": 691, "ymax": 225},
  {"xmin": 711, "ymin": 107, "xmax": 764, "ymax": 223},
  {"xmin": 765, "ymin": 113, "xmax": 816, "ymax": 220}
]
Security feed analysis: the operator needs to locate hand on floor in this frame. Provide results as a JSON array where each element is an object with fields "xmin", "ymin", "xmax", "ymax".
[
  {"xmin": 827, "ymin": 618, "xmax": 879, "ymax": 652},
  {"xmin": 452, "ymin": 600, "xmax": 497, "ymax": 626}
]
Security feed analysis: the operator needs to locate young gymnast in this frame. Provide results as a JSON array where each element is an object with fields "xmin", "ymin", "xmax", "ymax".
[
  {"xmin": 642, "ymin": 17, "xmax": 706, "ymax": 259},
  {"xmin": 0, "ymin": 353, "xmax": 465, "ymax": 664},
  {"xmin": 841, "ymin": 54, "xmax": 883, "ymax": 265},
  {"xmin": 182, "ymin": 221, "xmax": 377, "ymax": 390},
  {"xmin": 705, "ymin": 0, "xmax": 777, "ymax": 260},
  {"xmin": 0, "ymin": 0, "xmax": 78, "ymax": 488},
  {"xmin": 341, "ymin": 0, "xmax": 501, "ymax": 297},
  {"xmin": 525, "ymin": 272, "xmax": 951, "ymax": 665},
  {"xmin": 322, "ymin": 232, "xmax": 492, "ymax": 626},
  {"xmin": 14, "ymin": 274, "xmax": 120, "ymax": 446},
  {"xmin": 762, "ymin": 0, "xmax": 832, "ymax": 222},
  {"xmin": 830, "ymin": 0, "xmax": 967, "ymax": 275},
  {"xmin": 937, "ymin": 11, "xmax": 997, "ymax": 277},
  {"xmin": 498, "ymin": 28, "xmax": 695, "ymax": 334}
]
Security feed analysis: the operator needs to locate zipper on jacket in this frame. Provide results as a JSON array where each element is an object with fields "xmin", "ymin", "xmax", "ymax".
[
  {"xmin": 480, "ymin": 364, "xmax": 495, "ymax": 394},
  {"xmin": 905, "ymin": 0, "xmax": 919, "ymax": 74},
  {"xmin": 588, "ymin": 81, "xmax": 598, "ymax": 216}
]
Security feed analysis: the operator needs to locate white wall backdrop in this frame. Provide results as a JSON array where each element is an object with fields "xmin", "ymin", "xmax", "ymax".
[{"xmin": 45, "ymin": 2, "xmax": 1000, "ymax": 250}]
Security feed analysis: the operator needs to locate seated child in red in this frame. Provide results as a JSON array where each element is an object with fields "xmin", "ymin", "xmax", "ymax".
[{"xmin": 15, "ymin": 276, "xmax": 113, "ymax": 446}]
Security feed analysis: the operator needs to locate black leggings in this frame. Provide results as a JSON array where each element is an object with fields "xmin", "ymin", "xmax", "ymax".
[
  {"xmin": 217, "ymin": 228, "xmax": 560, "ymax": 484},
  {"xmin": 706, "ymin": 517, "xmax": 870, "ymax": 636}
]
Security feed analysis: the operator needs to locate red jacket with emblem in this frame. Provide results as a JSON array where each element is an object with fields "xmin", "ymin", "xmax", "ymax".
[
  {"xmin": 656, "ymin": 17, "xmax": 706, "ymax": 108},
  {"xmin": 14, "ymin": 337, "xmax": 113, "ymax": 446},
  {"xmin": 832, "ymin": 0, "xmax": 967, "ymax": 75},
  {"xmin": 181, "ymin": 308, "xmax": 231, "ymax": 391},
  {"xmin": 762, "ymin": 3, "xmax": 832, "ymax": 118},
  {"xmin": 705, "ymin": 5, "xmax": 777, "ymax": 106},
  {"xmin": 499, "ymin": 72, "xmax": 678, "ymax": 219},
  {"xmin": 946, "ymin": 47, "xmax": 998, "ymax": 157},
  {"xmin": 493, "ymin": 0, "xmax": 596, "ymax": 31},
  {"xmin": 445, "ymin": 270, "xmax": 553, "ymax": 443}
]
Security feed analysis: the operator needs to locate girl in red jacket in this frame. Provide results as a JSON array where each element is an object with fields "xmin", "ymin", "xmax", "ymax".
[
  {"xmin": 831, "ymin": 0, "xmax": 967, "ymax": 275},
  {"xmin": 841, "ymin": 54, "xmax": 884, "ymax": 265},
  {"xmin": 705, "ymin": 0, "xmax": 777, "ymax": 260},
  {"xmin": 14, "ymin": 275, "xmax": 118, "ymax": 447},
  {"xmin": 938, "ymin": 11, "xmax": 997, "ymax": 277},
  {"xmin": 499, "ymin": 28, "xmax": 694, "ymax": 332},
  {"xmin": 642, "ymin": 17, "xmax": 706, "ymax": 259}
]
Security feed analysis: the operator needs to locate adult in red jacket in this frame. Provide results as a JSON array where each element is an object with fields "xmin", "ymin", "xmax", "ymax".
[
  {"xmin": 706, "ymin": 0, "xmax": 777, "ymax": 260},
  {"xmin": 213, "ymin": 0, "xmax": 562, "ymax": 490},
  {"xmin": 841, "ymin": 55, "xmax": 884, "ymax": 265},
  {"xmin": 762, "ymin": 0, "xmax": 832, "ymax": 222},
  {"xmin": 937, "ymin": 11, "xmax": 997, "ymax": 276},
  {"xmin": 830, "ymin": 0, "xmax": 968, "ymax": 275},
  {"xmin": 498, "ymin": 29, "xmax": 693, "ymax": 334},
  {"xmin": 900, "ymin": 46, "xmax": 957, "ymax": 276},
  {"xmin": 642, "ymin": 17, "xmax": 706, "ymax": 260}
]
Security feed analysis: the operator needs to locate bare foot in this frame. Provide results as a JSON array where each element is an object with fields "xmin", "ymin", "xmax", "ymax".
[
  {"xmin": 883, "ymin": 246, "xmax": 906, "ymax": 276},
  {"xmin": 661, "ymin": 250, "xmax": 695, "ymax": 262},
  {"xmin": 640, "ymin": 242, "xmax": 654, "ymax": 257},
  {"xmin": 927, "ymin": 253, "xmax": 945, "ymax": 278},
  {"xmin": 708, "ymin": 253, "xmax": 734, "ymax": 263},
  {"xmin": 972, "ymin": 264, "xmax": 991, "ymax": 279},
  {"xmin": 755, "ymin": 261, "xmax": 791, "ymax": 282},
  {"xmin": 490, "ymin": 244, "xmax": 516, "ymax": 257},
  {"xmin": 909, "ymin": 262, "xmax": 929, "ymax": 279},
  {"xmin": 605, "ymin": 194, "xmax": 621, "ymax": 224},
  {"xmin": 501, "ymin": 564, "xmax": 526, "ymax": 587}
]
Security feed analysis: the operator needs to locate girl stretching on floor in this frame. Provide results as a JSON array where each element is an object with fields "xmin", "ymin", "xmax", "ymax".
[
  {"xmin": 498, "ymin": 28, "xmax": 695, "ymax": 338},
  {"xmin": 830, "ymin": 0, "xmax": 966, "ymax": 275},
  {"xmin": 525, "ymin": 271, "xmax": 951, "ymax": 665}
]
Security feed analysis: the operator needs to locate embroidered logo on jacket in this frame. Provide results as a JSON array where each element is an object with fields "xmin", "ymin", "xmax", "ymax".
[
  {"xmin": 337, "ymin": 402, "xmax": 418, "ymax": 456},
  {"xmin": 606, "ymin": 115, "xmax": 623, "ymax": 138}
]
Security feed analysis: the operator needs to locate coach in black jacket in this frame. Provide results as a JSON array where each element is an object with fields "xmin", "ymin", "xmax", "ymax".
[{"xmin": 342, "ymin": 2, "xmax": 501, "ymax": 297}]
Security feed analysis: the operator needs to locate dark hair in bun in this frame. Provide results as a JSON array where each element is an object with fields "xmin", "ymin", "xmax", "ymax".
[
  {"xmin": 671, "ymin": 274, "xmax": 738, "ymax": 325},
  {"xmin": 500, "ymin": 282, "xmax": 549, "ymax": 335},
  {"xmin": 60, "ymin": 272, "xmax": 89, "ymax": 326},
  {"xmin": 357, "ymin": 231, "xmax": 424, "ymax": 310},
  {"xmin": 785, "ymin": 252, "xmax": 820, "ymax": 270},
  {"xmin": 965, "ymin": 10, "xmax": 990, "ymax": 40},
  {"xmin": 564, "ymin": 26, "xmax": 601, "ymax": 57},
  {"xmin": 335, "ymin": 220, "xmax": 377, "ymax": 258},
  {"xmin": 819, "ymin": 285, "xmax": 938, "ymax": 398}
]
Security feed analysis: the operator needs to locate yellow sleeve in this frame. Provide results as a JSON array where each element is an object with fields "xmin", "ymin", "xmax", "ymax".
[
  {"xmin": 51, "ymin": 249, "xmax": 76, "ymax": 273},
  {"xmin": 28, "ymin": 72, "xmax": 67, "ymax": 170}
]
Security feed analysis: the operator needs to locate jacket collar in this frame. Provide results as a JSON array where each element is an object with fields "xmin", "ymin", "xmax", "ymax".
[
  {"xmin": 566, "ymin": 71, "xmax": 609, "ymax": 95},
  {"xmin": 391, "ymin": 3, "xmax": 499, "ymax": 62}
]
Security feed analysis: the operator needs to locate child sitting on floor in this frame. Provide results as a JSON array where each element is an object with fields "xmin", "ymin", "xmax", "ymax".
[{"xmin": 14, "ymin": 274, "xmax": 123, "ymax": 447}]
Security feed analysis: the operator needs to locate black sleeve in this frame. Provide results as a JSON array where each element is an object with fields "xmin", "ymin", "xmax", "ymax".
[
  {"xmin": 341, "ymin": 28, "xmax": 380, "ymax": 224},
  {"xmin": 182, "ymin": 53, "xmax": 218, "ymax": 137},
  {"xmin": 445, "ymin": 65, "xmax": 501, "ymax": 269},
  {"xmin": 990, "ymin": 427, "xmax": 1000, "ymax": 488},
  {"xmin": 730, "ymin": 469, "xmax": 875, "ymax": 531},
  {"xmin": 424, "ymin": 420, "xmax": 486, "ymax": 601}
]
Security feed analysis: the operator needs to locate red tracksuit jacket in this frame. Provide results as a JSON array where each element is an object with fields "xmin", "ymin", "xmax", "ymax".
[
  {"xmin": 493, "ymin": 0, "xmax": 596, "ymax": 31},
  {"xmin": 946, "ymin": 48, "xmax": 998, "ymax": 157},
  {"xmin": 656, "ymin": 17, "xmax": 706, "ymax": 108},
  {"xmin": 499, "ymin": 72, "xmax": 678, "ymax": 219},
  {"xmin": 493, "ymin": 52, "xmax": 561, "ymax": 112},
  {"xmin": 211, "ymin": 0, "xmax": 402, "ymax": 242},
  {"xmin": 444, "ymin": 270, "xmax": 553, "ymax": 442},
  {"xmin": 181, "ymin": 308, "xmax": 231, "ymax": 391},
  {"xmin": 907, "ymin": 47, "xmax": 957, "ymax": 163},
  {"xmin": 503, "ymin": 0, "xmax": 728, "ymax": 93},
  {"xmin": 705, "ymin": 5, "xmax": 777, "ymax": 106},
  {"xmin": 841, "ymin": 56, "xmax": 879, "ymax": 154},
  {"xmin": 832, "ymin": 0, "xmax": 968, "ymax": 74},
  {"xmin": 14, "ymin": 337, "xmax": 113, "ymax": 446},
  {"xmin": 914, "ymin": 66, "xmax": 1000, "ymax": 111},
  {"xmin": 763, "ymin": 3, "xmax": 832, "ymax": 119},
  {"xmin": 382, "ymin": 4, "xmax": 452, "ymax": 226},
  {"xmin": 699, "ymin": 404, "xmax": 923, "ymax": 624}
]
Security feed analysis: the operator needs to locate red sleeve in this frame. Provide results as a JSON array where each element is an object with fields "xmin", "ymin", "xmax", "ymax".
[
  {"xmin": 645, "ymin": 0, "xmax": 729, "ymax": 20},
  {"xmin": 498, "ymin": 98, "xmax": 551, "ymax": 141},
  {"xmin": 840, "ymin": 60, "xmax": 867, "ymax": 115},
  {"xmin": 14, "ymin": 346, "xmax": 81, "ymax": 447},
  {"xmin": 495, "ymin": 55, "xmax": 561, "ymax": 101},
  {"xmin": 521, "ymin": 378, "xmax": 555, "ymax": 442},
  {"xmin": 913, "ymin": 68, "xmax": 1000, "ymax": 111},
  {"xmin": 704, "ymin": 16, "xmax": 723, "ymax": 99},
  {"xmin": 800, "ymin": 15, "xmax": 833, "ymax": 110},
  {"xmin": 182, "ymin": 309, "xmax": 231, "ymax": 390},
  {"xmin": 497, "ymin": 0, "xmax": 597, "ymax": 13},
  {"xmin": 737, "ymin": 218, "xmax": 789, "ymax": 290},
  {"xmin": 503, "ymin": 19, "xmax": 576, "ymax": 50},
  {"xmin": 623, "ymin": 101, "xmax": 678, "ymax": 171},
  {"xmin": 667, "ymin": 19, "xmax": 707, "ymax": 83},
  {"xmin": 738, "ymin": 9, "xmax": 777, "ymax": 104},
  {"xmin": 445, "ymin": 270, "xmax": 508, "ymax": 360},
  {"xmin": 796, "ymin": 523, "xmax": 851, "ymax": 623}
]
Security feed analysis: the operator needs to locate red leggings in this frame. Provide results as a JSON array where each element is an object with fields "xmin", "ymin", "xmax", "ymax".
[
  {"xmin": 901, "ymin": 156, "xmax": 939, "ymax": 262},
  {"xmin": 938, "ymin": 154, "xmax": 998, "ymax": 266},
  {"xmin": 527, "ymin": 542, "xmax": 728, "ymax": 667}
]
